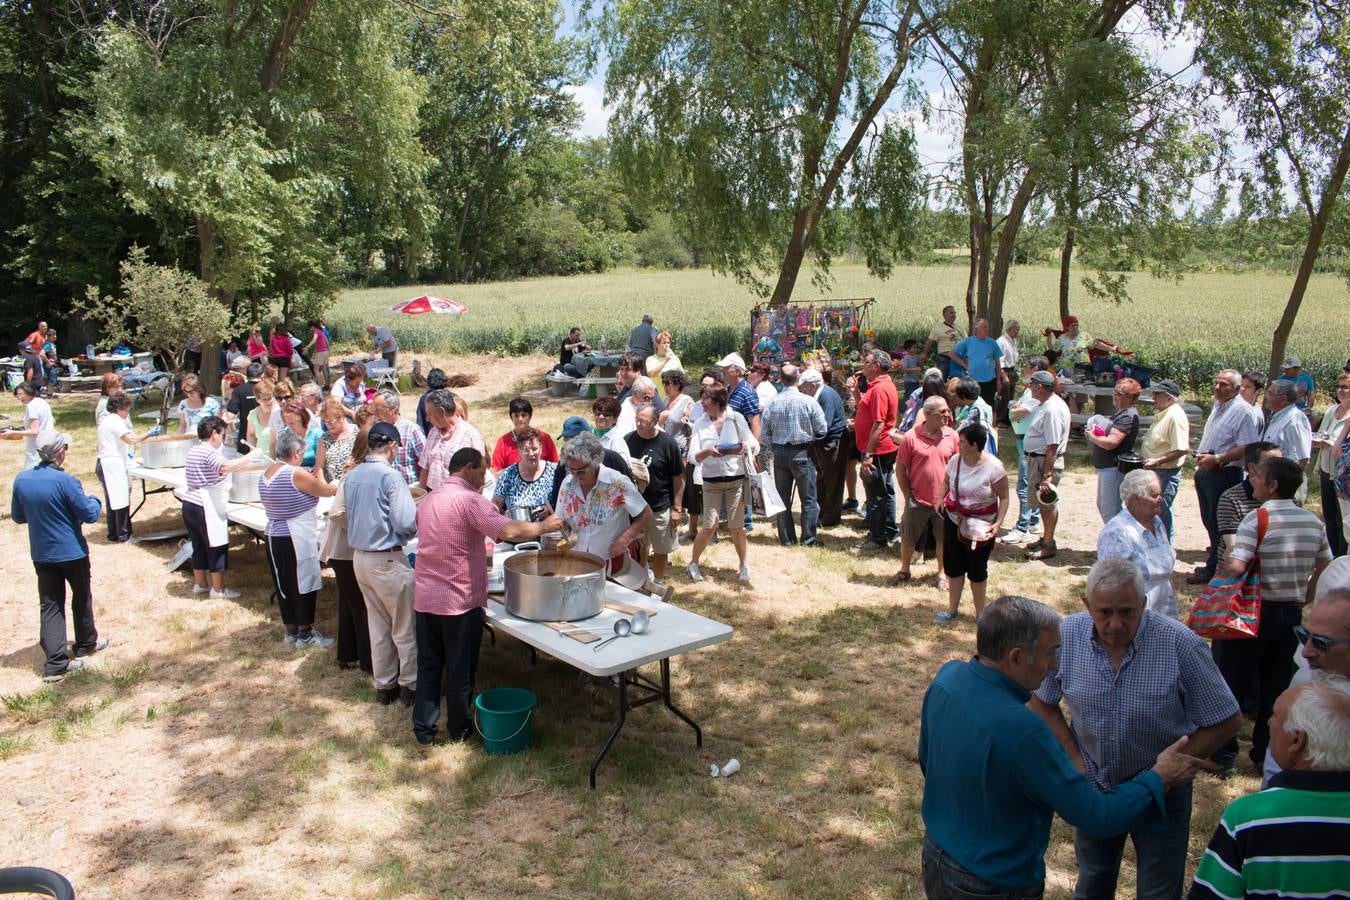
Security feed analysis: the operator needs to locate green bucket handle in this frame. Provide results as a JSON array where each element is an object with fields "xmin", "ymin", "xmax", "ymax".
[{"xmin": 472, "ymin": 704, "xmax": 534, "ymax": 745}]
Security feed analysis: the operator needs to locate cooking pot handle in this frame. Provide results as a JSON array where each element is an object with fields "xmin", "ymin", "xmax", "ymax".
[{"xmin": 513, "ymin": 541, "xmax": 541, "ymax": 552}]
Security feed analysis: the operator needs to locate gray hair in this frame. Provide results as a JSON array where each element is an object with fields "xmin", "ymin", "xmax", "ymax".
[
  {"xmin": 1314, "ymin": 586, "xmax": 1350, "ymax": 608},
  {"xmin": 631, "ymin": 375, "xmax": 657, "ymax": 398},
  {"xmin": 1217, "ymin": 369, "xmax": 1242, "ymax": 389},
  {"xmin": 1086, "ymin": 557, "xmax": 1147, "ymax": 606},
  {"xmin": 560, "ymin": 431, "xmax": 604, "ymax": 469},
  {"xmin": 273, "ymin": 429, "xmax": 306, "ymax": 462},
  {"xmin": 923, "ymin": 366, "xmax": 943, "ymax": 380},
  {"xmin": 425, "ymin": 388, "xmax": 458, "ymax": 417},
  {"xmin": 1285, "ymin": 675, "xmax": 1350, "ymax": 771},
  {"xmin": 867, "ymin": 349, "xmax": 893, "ymax": 370},
  {"xmin": 1268, "ymin": 379, "xmax": 1298, "ymax": 405},
  {"xmin": 976, "ymin": 596, "xmax": 1061, "ymax": 662},
  {"xmin": 922, "ymin": 395, "xmax": 949, "ymax": 414},
  {"xmin": 300, "ymin": 383, "xmax": 322, "ymax": 399},
  {"xmin": 1005, "ymin": 319, "xmax": 1020, "ymax": 330},
  {"xmin": 1119, "ymin": 468, "xmax": 1159, "ymax": 506},
  {"xmin": 375, "ymin": 388, "xmax": 400, "ymax": 413}
]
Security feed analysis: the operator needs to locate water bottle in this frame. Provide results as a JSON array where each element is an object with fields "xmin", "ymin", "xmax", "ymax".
[
  {"xmin": 599, "ymin": 333, "xmax": 607, "ymax": 353},
  {"xmin": 86, "ymin": 344, "xmax": 95, "ymax": 359}
]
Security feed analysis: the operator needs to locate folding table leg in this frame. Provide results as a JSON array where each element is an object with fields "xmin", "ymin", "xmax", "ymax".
[
  {"xmin": 660, "ymin": 658, "xmax": 702, "ymax": 747},
  {"xmin": 589, "ymin": 669, "xmax": 629, "ymax": 789}
]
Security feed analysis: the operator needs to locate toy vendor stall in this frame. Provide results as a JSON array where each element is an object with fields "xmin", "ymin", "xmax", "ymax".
[{"xmin": 749, "ymin": 298, "xmax": 875, "ymax": 371}]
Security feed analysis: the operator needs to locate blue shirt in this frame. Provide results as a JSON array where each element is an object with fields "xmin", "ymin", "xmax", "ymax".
[
  {"xmin": 343, "ymin": 457, "xmax": 418, "ymax": 551},
  {"xmin": 920, "ymin": 658, "xmax": 1165, "ymax": 888},
  {"xmin": 953, "ymin": 336, "xmax": 1004, "ymax": 383},
  {"xmin": 728, "ymin": 379, "xmax": 760, "ymax": 420},
  {"xmin": 11, "ymin": 463, "xmax": 102, "ymax": 563},
  {"xmin": 816, "ymin": 384, "xmax": 847, "ymax": 442},
  {"xmin": 1035, "ymin": 611, "xmax": 1238, "ymax": 790},
  {"xmin": 761, "ymin": 387, "xmax": 827, "ymax": 447}
]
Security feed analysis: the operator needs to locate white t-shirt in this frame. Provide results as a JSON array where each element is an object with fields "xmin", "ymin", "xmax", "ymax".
[
  {"xmin": 97, "ymin": 413, "xmax": 133, "ymax": 463},
  {"xmin": 688, "ymin": 412, "xmax": 752, "ymax": 478},
  {"xmin": 1010, "ymin": 389, "xmax": 1041, "ymax": 436},
  {"xmin": 755, "ymin": 381, "xmax": 777, "ymax": 412},
  {"xmin": 373, "ymin": 326, "xmax": 397, "ymax": 353},
  {"xmin": 23, "ymin": 397, "xmax": 54, "ymax": 469},
  {"xmin": 1024, "ymin": 394, "xmax": 1070, "ymax": 465},
  {"xmin": 946, "ymin": 453, "xmax": 1007, "ymax": 511},
  {"xmin": 997, "ymin": 333, "xmax": 1019, "ymax": 372}
]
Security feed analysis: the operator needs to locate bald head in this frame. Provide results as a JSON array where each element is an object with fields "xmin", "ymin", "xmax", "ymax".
[{"xmin": 779, "ymin": 364, "xmax": 800, "ymax": 386}]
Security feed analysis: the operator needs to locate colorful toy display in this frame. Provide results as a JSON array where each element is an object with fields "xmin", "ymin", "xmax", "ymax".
[{"xmin": 749, "ymin": 298, "xmax": 874, "ymax": 369}]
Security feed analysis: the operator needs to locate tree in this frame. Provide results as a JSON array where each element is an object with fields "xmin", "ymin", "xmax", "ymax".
[
  {"xmin": 1187, "ymin": 0, "xmax": 1350, "ymax": 379},
  {"xmin": 595, "ymin": 0, "xmax": 932, "ymax": 305},
  {"xmin": 75, "ymin": 247, "xmax": 236, "ymax": 425}
]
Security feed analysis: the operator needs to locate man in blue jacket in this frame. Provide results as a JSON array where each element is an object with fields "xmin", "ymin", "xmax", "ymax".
[
  {"xmin": 918, "ymin": 594, "xmax": 1209, "ymax": 898},
  {"xmin": 11, "ymin": 432, "xmax": 106, "ymax": 682}
]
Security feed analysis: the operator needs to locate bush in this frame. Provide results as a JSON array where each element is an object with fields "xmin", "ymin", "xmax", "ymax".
[{"xmin": 634, "ymin": 214, "xmax": 694, "ymax": 269}]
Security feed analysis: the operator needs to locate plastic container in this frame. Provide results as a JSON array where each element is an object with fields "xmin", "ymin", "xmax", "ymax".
[{"xmin": 474, "ymin": 687, "xmax": 536, "ymax": 755}]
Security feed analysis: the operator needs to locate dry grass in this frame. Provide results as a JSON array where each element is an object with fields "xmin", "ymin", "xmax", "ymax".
[{"xmin": 0, "ymin": 354, "xmax": 1264, "ymax": 898}]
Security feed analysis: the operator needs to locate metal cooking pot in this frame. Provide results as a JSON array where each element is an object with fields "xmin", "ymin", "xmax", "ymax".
[
  {"xmin": 228, "ymin": 465, "xmax": 267, "ymax": 503},
  {"xmin": 1116, "ymin": 453, "xmax": 1145, "ymax": 474},
  {"xmin": 503, "ymin": 549, "xmax": 606, "ymax": 622},
  {"xmin": 141, "ymin": 433, "xmax": 197, "ymax": 468}
]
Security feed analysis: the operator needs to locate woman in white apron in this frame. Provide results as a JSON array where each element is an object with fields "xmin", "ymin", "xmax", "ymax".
[
  {"xmin": 182, "ymin": 415, "xmax": 259, "ymax": 599},
  {"xmin": 95, "ymin": 391, "xmax": 148, "ymax": 542},
  {"xmin": 260, "ymin": 429, "xmax": 337, "ymax": 648},
  {"xmin": 1096, "ymin": 468, "xmax": 1179, "ymax": 617}
]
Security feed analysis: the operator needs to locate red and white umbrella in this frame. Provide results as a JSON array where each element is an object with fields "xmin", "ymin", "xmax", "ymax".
[{"xmin": 389, "ymin": 295, "xmax": 468, "ymax": 316}]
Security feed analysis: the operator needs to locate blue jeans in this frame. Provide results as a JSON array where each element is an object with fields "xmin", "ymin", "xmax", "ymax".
[
  {"xmin": 937, "ymin": 356, "xmax": 954, "ymax": 379},
  {"xmin": 1072, "ymin": 783, "xmax": 1192, "ymax": 900},
  {"xmin": 1195, "ymin": 467, "xmax": 1242, "ymax": 577},
  {"xmin": 772, "ymin": 446, "xmax": 819, "ymax": 545},
  {"xmin": 1014, "ymin": 438, "xmax": 1042, "ymax": 532},
  {"xmin": 1096, "ymin": 467, "xmax": 1124, "ymax": 523},
  {"xmin": 864, "ymin": 451, "xmax": 899, "ymax": 545},
  {"xmin": 1155, "ymin": 467, "xmax": 1181, "ymax": 543},
  {"xmin": 923, "ymin": 833, "xmax": 1043, "ymax": 900}
]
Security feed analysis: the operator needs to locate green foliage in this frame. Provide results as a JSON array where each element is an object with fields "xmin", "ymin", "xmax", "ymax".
[{"xmin": 634, "ymin": 214, "xmax": 693, "ymax": 269}]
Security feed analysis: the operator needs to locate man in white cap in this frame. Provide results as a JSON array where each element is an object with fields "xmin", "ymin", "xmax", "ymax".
[
  {"xmin": 718, "ymin": 351, "xmax": 762, "ymax": 530},
  {"xmin": 1022, "ymin": 370, "xmax": 1070, "ymax": 560},
  {"xmin": 10, "ymin": 432, "xmax": 108, "ymax": 683},
  {"xmin": 1140, "ymin": 379, "xmax": 1190, "ymax": 542},
  {"xmin": 1277, "ymin": 355, "xmax": 1315, "ymax": 409}
]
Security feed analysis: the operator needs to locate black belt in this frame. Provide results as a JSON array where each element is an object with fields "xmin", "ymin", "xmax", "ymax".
[
  {"xmin": 774, "ymin": 443, "xmax": 812, "ymax": 450},
  {"xmin": 358, "ymin": 546, "xmax": 403, "ymax": 553},
  {"xmin": 1027, "ymin": 451, "xmax": 1047, "ymax": 457}
]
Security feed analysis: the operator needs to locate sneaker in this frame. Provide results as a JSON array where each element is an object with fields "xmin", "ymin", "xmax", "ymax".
[
  {"xmin": 842, "ymin": 498, "xmax": 859, "ymax": 513},
  {"xmin": 210, "ymin": 587, "xmax": 241, "ymax": 599},
  {"xmin": 934, "ymin": 611, "xmax": 958, "ymax": 624},
  {"xmin": 999, "ymin": 529, "xmax": 1031, "ymax": 545},
  {"xmin": 192, "ymin": 584, "xmax": 211, "ymax": 595},
  {"xmin": 296, "ymin": 629, "xmax": 335, "ymax": 650},
  {"xmin": 857, "ymin": 504, "xmax": 868, "ymax": 518},
  {"xmin": 73, "ymin": 637, "xmax": 109, "ymax": 658},
  {"xmin": 686, "ymin": 563, "xmax": 704, "ymax": 583},
  {"xmin": 283, "ymin": 633, "xmax": 298, "ymax": 648},
  {"xmin": 43, "ymin": 659, "xmax": 85, "ymax": 683},
  {"xmin": 737, "ymin": 565, "xmax": 752, "ymax": 583}
]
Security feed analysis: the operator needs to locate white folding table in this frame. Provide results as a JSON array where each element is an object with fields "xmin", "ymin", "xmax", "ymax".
[{"xmin": 486, "ymin": 575, "xmax": 733, "ymax": 788}]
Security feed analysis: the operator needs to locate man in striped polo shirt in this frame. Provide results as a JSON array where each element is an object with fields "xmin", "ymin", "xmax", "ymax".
[
  {"xmin": 1215, "ymin": 456, "xmax": 1332, "ymax": 772},
  {"xmin": 1189, "ymin": 676, "xmax": 1350, "ymax": 900}
]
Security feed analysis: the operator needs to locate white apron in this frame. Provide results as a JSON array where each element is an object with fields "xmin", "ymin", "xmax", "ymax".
[
  {"xmin": 201, "ymin": 480, "xmax": 232, "ymax": 547},
  {"xmin": 103, "ymin": 451, "xmax": 131, "ymax": 510},
  {"xmin": 1139, "ymin": 526, "xmax": 1178, "ymax": 618},
  {"xmin": 287, "ymin": 504, "xmax": 323, "ymax": 594}
]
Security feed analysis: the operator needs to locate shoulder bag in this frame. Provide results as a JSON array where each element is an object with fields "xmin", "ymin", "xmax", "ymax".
[{"xmin": 1186, "ymin": 507, "xmax": 1267, "ymax": 640}]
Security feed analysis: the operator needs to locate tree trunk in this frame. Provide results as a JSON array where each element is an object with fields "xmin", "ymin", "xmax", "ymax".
[
  {"xmin": 986, "ymin": 171, "xmax": 1036, "ymax": 334},
  {"xmin": 1267, "ymin": 121, "xmax": 1350, "ymax": 380},
  {"xmin": 767, "ymin": 205, "xmax": 817, "ymax": 306},
  {"xmin": 1058, "ymin": 166, "xmax": 1079, "ymax": 321},
  {"xmin": 964, "ymin": 213, "xmax": 979, "ymax": 327}
]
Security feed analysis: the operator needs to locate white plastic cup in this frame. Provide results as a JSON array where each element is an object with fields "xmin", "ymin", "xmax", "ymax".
[{"xmin": 719, "ymin": 758, "xmax": 740, "ymax": 777}]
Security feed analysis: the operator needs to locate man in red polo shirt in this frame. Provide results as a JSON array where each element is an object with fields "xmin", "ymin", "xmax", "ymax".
[
  {"xmin": 892, "ymin": 396, "xmax": 959, "ymax": 583},
  {"xmin": 854, "ymin": 349, "xmax": 900, "ymax": 550},
  {"xmin": 412, "ymin": 447, "xmax": 562, "ymax": 752}
]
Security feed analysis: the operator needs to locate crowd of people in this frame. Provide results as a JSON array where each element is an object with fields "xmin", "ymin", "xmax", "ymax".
[{"xmin": 8, "ymin": 308, "xmax": 1350, "ymax": 894}]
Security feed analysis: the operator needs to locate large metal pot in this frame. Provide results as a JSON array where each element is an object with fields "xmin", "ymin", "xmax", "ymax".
[
  {"xmin": 141, "ymin": 433, "xmax": 197, "ymax": 468},
  {"xmin": 503, "ymin": 549, "xmax": 606, "ymax": 622},
  {"xmin": 229, "ymin": 465, "xmax": 267, "ymax": 503}
]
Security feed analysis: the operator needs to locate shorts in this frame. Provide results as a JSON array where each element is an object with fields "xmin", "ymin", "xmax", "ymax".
[
  {"xmin": 268, "ymin": 354, "xmax": 292, "ymax": 368},
  {"xmin": 1026, "ymin": 455, "xmax": 1062, "ymax": 510},
  {"xmin": 645, "ymin": 507, "xmax": 679, "ymax": 555},
  {"xmin": 311, "ymin": 350, "xmax": 329, "ymax": 369},
  {"xmin": 942, "ymin": 514, "xmax": 995, "ymax": 582},
  {"xmin": 699, "ymin": 477, "xmax": 745, "ymax": 531},
  {"xmin": 902, "ymin": 500, "xmax": 944, "ymax": 545},
  {"xmin": 846, "ymin": 426, "xmax": 862, "ymax": 461}
]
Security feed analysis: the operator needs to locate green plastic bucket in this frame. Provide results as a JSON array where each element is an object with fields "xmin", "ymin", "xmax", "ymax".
[{"xmin": 474, "ymin": 687, "xmax": 536, "ymax": 755}]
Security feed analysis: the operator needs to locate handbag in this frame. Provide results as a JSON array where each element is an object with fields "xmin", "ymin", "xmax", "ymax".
[
  {"xmin": 1187, "ymin": 507, "xmax": 1267, "ymax": 640},
  {"xmin": 742, "ymin": 445, "xmax": 786, "ymax": 518}
]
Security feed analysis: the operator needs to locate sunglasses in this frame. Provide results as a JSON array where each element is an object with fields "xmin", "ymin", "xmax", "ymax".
[{"xmin": 1294, "ymin": 625, "xmax": 1350, "ymax": 652}]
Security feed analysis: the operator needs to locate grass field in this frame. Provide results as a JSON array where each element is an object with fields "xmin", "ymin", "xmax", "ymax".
[
  {"xmin": 329, "ymin": 264, "xmax": 1350, "ymax": 391},
  {"xmin": 0, "ymin": 354, "xmax": 1272, "ymax": 898}
]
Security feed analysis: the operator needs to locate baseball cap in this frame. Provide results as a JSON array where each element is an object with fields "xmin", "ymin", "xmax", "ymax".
[
  {"xmin": 715, "ymin": 352, "xmax": 747, "ymax": 371},
  {"xmin": 1150, "ymin": 379, "xmax": 1181, "ymax": 398},
  {"xmin": 799, "ymin": 369, "xmax": 823, "ymax": 386},
  {"xmin": 367, "ymin": 421, "xmax": 401, "ymax": 446},
  {"xmin": 1029, "ymin": 371, "xmax": 1056, "ymax": 387},
  {"xmin": 559, "ymin": 415, "xmax": 591, "ymax": 439},
  {"xmin": 36, "ymin": 431, "xmax": 72, "ymax": 462},
  {"xmin": 1282, "ymin": 355, "xmax": 1302, "ymax": 369}
]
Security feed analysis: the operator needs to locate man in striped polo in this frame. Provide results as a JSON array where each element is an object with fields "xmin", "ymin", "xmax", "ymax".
[
  {"xmin": 1189, "ymin": 676, "xmax": 1350, "ymax": 900},
  {"xmin": 1215, "ymin": 456, "xmax": 1332, "ymax": 772}
]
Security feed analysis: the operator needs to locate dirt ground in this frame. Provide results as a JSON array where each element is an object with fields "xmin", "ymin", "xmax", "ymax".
[{"xmin": 0, "ymin": 352, "xmax": 1266, "ymax": 898}]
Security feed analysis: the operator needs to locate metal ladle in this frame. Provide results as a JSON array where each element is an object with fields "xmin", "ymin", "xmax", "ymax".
[
  {"xmin": 629, "ymin": 610, "xmax": 651, "ymax": 635},
  {"xmin": 592, "ymin": 617, "xmax": 632, "ymax": 651}
]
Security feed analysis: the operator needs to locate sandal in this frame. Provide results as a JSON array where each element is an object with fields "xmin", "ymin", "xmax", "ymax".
[{"xmin": 888, "ymin": 571, "xmax": 913, "ymax": 586}]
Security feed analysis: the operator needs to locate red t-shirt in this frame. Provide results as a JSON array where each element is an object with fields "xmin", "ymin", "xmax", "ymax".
[
  {"xmin": 855, "ymin": 376, "xmax": 899, "ymax": 454},
  {"xmin": 490, "ymin": 430, "xmax": 559, "ymax": 471},
  {"xmin": 896, "ymin": 425, "xmax": 959, "ymax": 507}
]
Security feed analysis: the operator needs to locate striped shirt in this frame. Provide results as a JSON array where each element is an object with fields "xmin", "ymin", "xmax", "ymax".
[
  {"xmin": 1189, "ymin": 769, "xmax": 1350, "ymax": 900},
  {"xmin": 728, "ymin": 379, "xmax": 760, "ymax": 421},
  {"xmin": 1197, "ymin": 396, "xmax": 1262, "ymax": 467},
  {"xmin": 1035, "ymin": 610, "xmax": 1238, "ymax": 790},
  {"xmin": 1230, "ymin": 500, "xmax": 1332, "ymax": 605},
  {"xmin": 259, "ymin": 465, "xmax": 318, "ymax": 536},
  {"xmin": 183, "ymin": 444, "xmax": 226, "ymax": 506},
  {"xmin": 761, "ymin": 387, "xmax": 827, "ymax": 448}
]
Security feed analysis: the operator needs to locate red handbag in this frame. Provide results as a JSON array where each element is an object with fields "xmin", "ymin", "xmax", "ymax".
[{"xmin": 1186, "ymin": 508, "xmax": 1267, "ymax": 640}]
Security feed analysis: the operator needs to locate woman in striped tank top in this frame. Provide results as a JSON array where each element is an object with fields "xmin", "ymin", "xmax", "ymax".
[{"xmin": 260, "ymin": 430, "xmax": 337, "ymax": 648}]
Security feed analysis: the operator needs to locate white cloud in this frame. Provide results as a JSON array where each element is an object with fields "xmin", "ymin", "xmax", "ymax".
[{"xmin": 566, "ymin": 80, "xmax": 611, "ymax": 138}]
